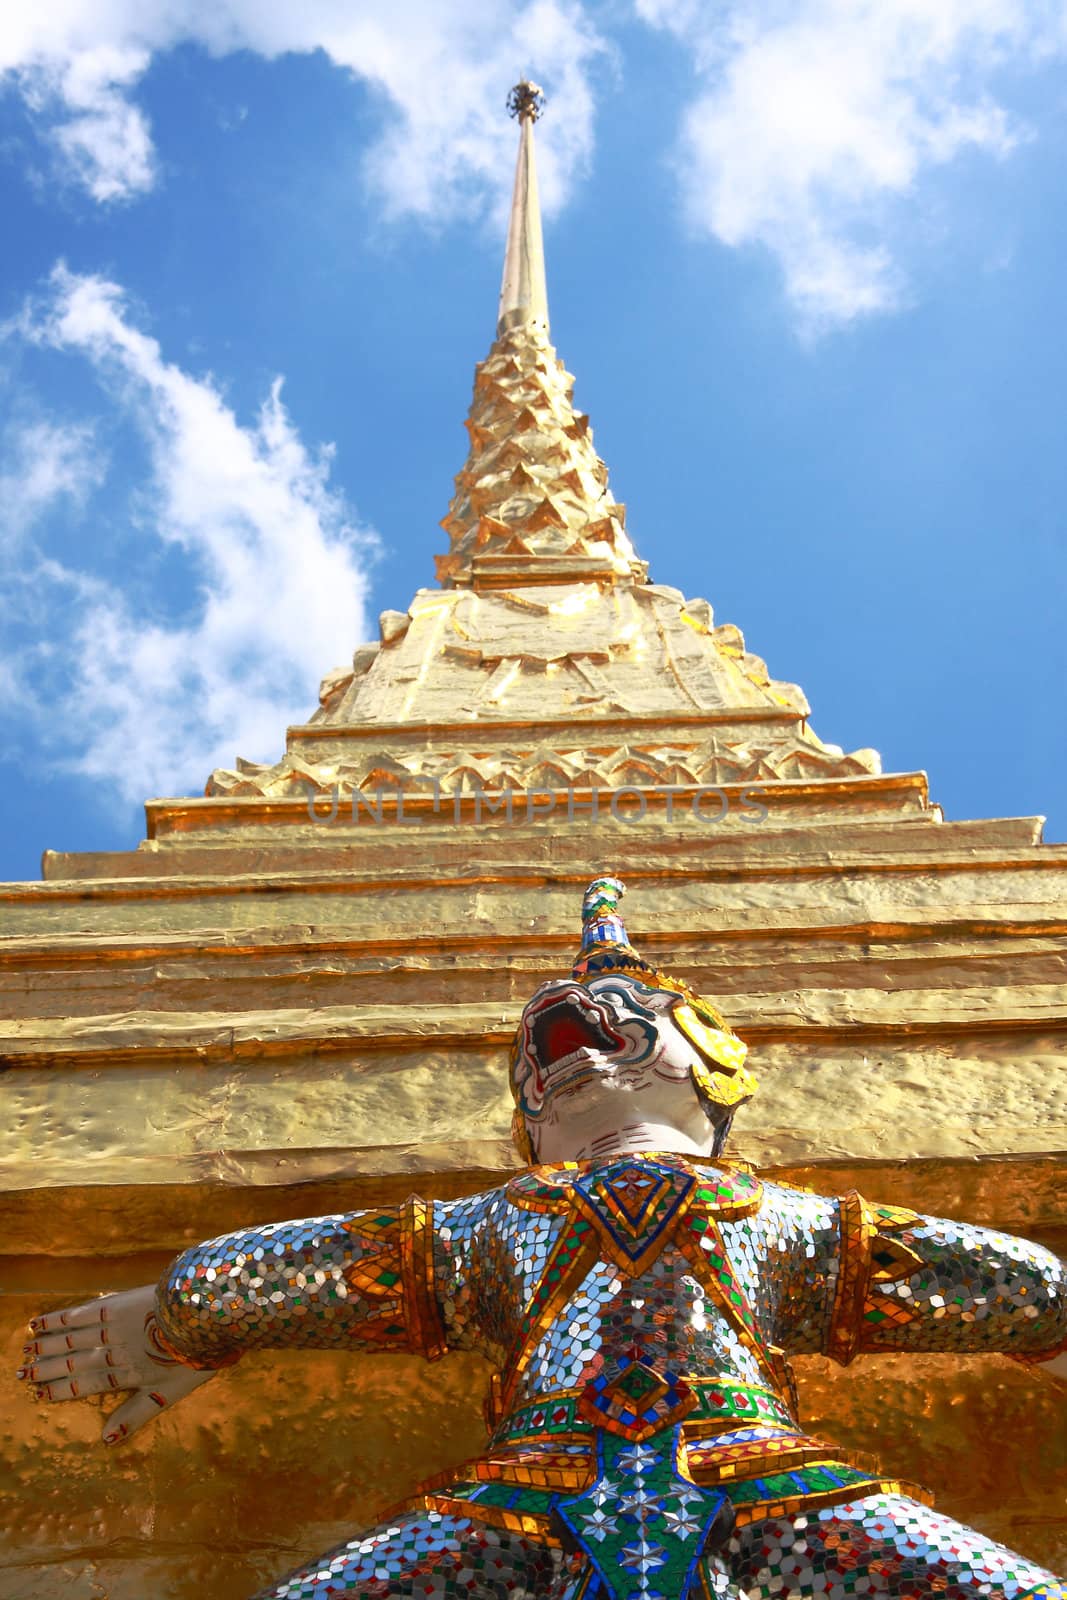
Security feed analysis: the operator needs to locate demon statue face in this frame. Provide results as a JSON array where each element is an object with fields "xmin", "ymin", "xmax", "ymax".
[{"xmin": 510, "ymin": 878, "xmax": 756, "ymax": 1165}]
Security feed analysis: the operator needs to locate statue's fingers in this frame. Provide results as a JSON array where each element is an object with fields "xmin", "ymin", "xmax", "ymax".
[
  {"xmin": 22, "ymin": 1325, "xmax": 104, "ymax": 1362},
  {"xmin": 19, "ymin": 1346, "xmax": 125, "ymax": 1384},
  {"xmin": 20, "ymin": 1354, "xmax": 80, "ymax": 1383},
  {"xmin": 29, "ymin": 1300, "xmax": 108, "ymax": 1336},
  {"xmin": 101, "ymin": 1388, "xmax": 172, "ymax": 1444},
  {"xmin": 34, "ymin": 1367, "xmax": 141, "ymax": 1403}
]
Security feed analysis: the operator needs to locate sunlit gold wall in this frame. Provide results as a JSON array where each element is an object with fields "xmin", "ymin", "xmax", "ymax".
[{"xmin": 3, "ymin": 794, "xmax": 1066, "ymax": 1596}]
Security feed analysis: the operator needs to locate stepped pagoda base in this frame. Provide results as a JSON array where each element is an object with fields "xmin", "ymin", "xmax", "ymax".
[{"xmin": 4, "ymin": 790, "xmax": 1065, "ymax": 1593}]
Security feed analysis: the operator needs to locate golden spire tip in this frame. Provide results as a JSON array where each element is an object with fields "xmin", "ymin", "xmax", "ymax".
[
  {"xmin": 498, "ymin": 79, "xmax": 549, "ymax": 336},
  {"xmin": 507, "ymin": 80, "xmax": 545, "ymax": 124}
]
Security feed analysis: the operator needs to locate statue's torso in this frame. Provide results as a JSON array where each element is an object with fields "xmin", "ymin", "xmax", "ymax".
[
  {"xmin": 436, "ymin": 1153, "xmax": 838, "ymax": 1390},
  {"xmin": 420, "ymin": 1154, "xmax": 888, "ymax": 1543}
]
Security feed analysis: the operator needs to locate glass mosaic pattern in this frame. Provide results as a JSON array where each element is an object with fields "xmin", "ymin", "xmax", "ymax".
[
  {"xmin": 157, "ymin": 1152, "xmax": 1067, "ymax": 1600},
  {"xmin": 253, "ymin": 1513, "xmax": 579, "ymax": 1600}
]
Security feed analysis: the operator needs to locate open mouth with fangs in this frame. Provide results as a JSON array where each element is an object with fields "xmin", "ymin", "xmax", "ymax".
[{"xmin": 524, "ymin": 985, "xmax": 626, "ymax": 1096}]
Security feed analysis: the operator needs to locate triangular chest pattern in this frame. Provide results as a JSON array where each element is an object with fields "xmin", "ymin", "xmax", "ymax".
[{"xmin": 508, "ymin": 1154, "xmax": 762, "ymax": 1277}]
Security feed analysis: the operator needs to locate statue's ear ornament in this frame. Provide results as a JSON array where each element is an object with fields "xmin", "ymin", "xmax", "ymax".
[{"xmin": 673, "ymin": 1000, "xmax": 757, "ymax": 1109}]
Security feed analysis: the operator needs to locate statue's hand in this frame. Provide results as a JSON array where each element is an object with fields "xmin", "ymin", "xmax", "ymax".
[{"xmin": 16, "ymin": 1284, "xmax": 216, "ymax": 1444}]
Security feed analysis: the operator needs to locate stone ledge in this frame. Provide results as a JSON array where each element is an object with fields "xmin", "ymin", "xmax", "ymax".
[{"xmin": 3, "ymin": 984, "xmax": 1066, "ymax": 1062}]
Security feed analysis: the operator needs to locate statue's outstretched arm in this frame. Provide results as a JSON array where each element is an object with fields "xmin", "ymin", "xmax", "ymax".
[
  {"xmin": 820, "ymin": 1193, "xmax": 1067, "ymax": 1373},
  {"xmin": 17, "ymin": 1198, "xmax": 447, "ymax": 1444},
  {"xmin": 155, "ymin": 1198, "xmax": 446, "ymax": 1368}
]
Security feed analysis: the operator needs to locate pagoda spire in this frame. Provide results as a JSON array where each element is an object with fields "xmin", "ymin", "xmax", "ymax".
[
  {"xmin": 435, "ymin": 82, "xmax": 646, "ymax": 590},
  {"xmin": 498, "ymin": 80, "xmax": 549, "ymax": 337}
]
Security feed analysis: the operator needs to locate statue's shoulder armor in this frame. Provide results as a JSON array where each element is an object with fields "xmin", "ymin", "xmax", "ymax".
[{"xmin": 741, "ymin": 1174, "xmax": 841, "ymax": 1215}]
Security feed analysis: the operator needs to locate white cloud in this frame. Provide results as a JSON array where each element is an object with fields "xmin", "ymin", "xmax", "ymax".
[
  {"xmin": 0, "ymin": 415, "xmax": 105, "ymax": 543},
  {"xmin": 17, "ymin": 43, "xmax": 155, "ymax": 201},
  {"xmin": 1, "ymin": 1, "xmax": 605, "ymax": 217},
  {"xmin": 5, "ymin": 265, "xmax": 377, "ymax": 801},
  {"xmin": 634, "ymin": 0, "xmax": 1067, "ymax": 327}
]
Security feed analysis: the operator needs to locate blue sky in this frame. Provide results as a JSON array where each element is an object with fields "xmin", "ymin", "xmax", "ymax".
[{"xmin": 1, "ymin": 3, "xmax": 1065, "ymax": 883}]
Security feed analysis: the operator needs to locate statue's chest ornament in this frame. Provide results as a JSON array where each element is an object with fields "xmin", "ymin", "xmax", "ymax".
[{"xmin": 499, "ymin": 1157, "xmax": 770, "ymax": 1423}]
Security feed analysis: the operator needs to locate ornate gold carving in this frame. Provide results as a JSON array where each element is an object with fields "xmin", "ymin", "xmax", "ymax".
[
  {"xmin": 435, "ymin": 323, "xmax": 644, "ymax": 586},
  {"xmin": 208, "ymin": 728, "xmax": 879, "ymax": 800}
]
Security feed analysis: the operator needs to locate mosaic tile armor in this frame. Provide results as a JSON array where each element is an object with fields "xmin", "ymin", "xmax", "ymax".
[{"xmin": 156, "ymin": 1153, "xmax": 1067, "ymax": 1600}]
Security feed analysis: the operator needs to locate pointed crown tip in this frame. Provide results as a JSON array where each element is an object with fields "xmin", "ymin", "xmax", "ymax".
[{"xmin": 572, "ymin": 876, "xmax": 653, "ymax": 981}]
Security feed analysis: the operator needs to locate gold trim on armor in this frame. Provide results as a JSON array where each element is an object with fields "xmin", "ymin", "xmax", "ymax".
[
  {"xmin": 401, "ymin": 1196, "xmax": 448, "ymax": 1362},
  {"xmin": 411, "ymin": 1474, "xmax": 936, "ymax": 1542},
  {"xmin": 467, "ymin": 1449, "xmax": 594, "ymax": 1492},
  {"xmin": 417, "ymin": 1494, "xmax": 560, "ymax": 1543},
  {"xmin": 680, "ymin": 1436, "xmax": 840, "ymax": 1484},
  {"xmin": 827, "ymin": 1192, "xmax": 877, "ymax": 1366},
  {"xmin": 826, "ymin": 1193, "xmax": 922, "ymax": 1366}
]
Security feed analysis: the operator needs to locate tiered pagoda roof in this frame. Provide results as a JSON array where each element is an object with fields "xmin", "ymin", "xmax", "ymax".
[{"xmin": 205, "ymin": 87, "xmax": 878, "ymax": 812}]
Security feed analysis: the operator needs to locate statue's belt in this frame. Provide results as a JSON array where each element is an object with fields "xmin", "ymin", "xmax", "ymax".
[
  {"xmin": 406, "ymin": 1368, "xmax": 929, "ymax": 1569},
  {"xmin": 453, "ymin": 1429, "xmax": 853, "ymax": 1494},
  {"xmin": 413, "ymin": 1429, "xmax": 918, "ymax": 1595},
  {"xmin": 492, "ymin": 1372, "xmax": 797, "ymax": 1449}
]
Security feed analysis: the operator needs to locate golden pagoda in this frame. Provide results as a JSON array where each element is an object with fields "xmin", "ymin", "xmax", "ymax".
[{"xmin": 3, "ymin": 83, "xmax": 1064, "ymax": 1598}]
